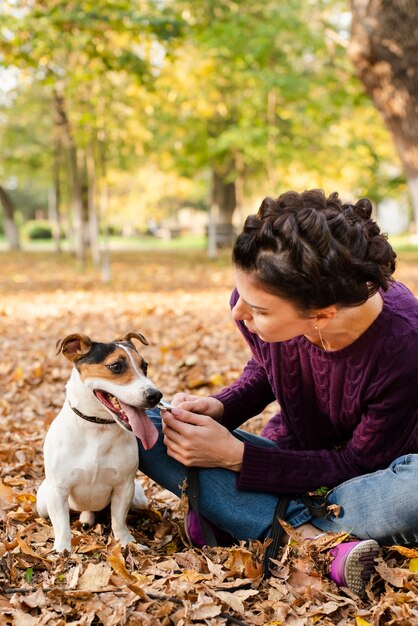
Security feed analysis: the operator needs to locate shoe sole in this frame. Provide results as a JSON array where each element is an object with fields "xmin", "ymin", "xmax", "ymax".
[{"xmin": 344, "ymin": 539, "xmax": 381, "ymax": 595}]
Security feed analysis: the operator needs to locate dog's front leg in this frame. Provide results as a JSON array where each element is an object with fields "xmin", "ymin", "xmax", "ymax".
[
  {"xmin": 46, "ymin": 486, "xmax": 72, "ymax": 553},
  {"xmin": 110, "ymin": 482, "xmax": 136, "ymax": 547}
]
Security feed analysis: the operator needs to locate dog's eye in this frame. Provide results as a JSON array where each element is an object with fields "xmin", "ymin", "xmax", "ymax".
[
  {"xmin": 107, "ymin": 361, "xmax": 125, "ymax": 374},
  {"xmin": 142, "ymin": 360, "xmax": 148, "ymax": 376}
]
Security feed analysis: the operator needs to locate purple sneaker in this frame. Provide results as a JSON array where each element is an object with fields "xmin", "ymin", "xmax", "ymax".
[
  {"xmin": 185, "ymin": 509, "xmax": 235, "ymax": 548},
  {"xmin": 329, "ymin": 540, "xmax": 380, "ymax": 595}
]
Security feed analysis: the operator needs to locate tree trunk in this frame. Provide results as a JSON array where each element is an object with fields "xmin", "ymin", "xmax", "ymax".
[
  {"xmin": 48, "ymin": 140, "xmax": 62, "ymax": 253},
  {"xmin": 86, "ymin": 143, "xmax": 101, "ymax": 266},
  {"xmin": 53, "ymin": 89, "xmax": 86, "ymax": 260},
  {"xmin": 97, "ymin": 133, "xmax": 111, "ymax": 283},
  {"xmin": 0, "ymin": 184, "xmax": 20, "ymax": 250},
  {"xmin": 267, "ymin": 88, "xmax": 278, "ymax": 188},
  {"xmin": 210, "ymin": 169, "xmax": 237, "ymax": 251},
  {"xmin": 212, "ymin": 169, "xmax": 236, "ymax": 224},
  {"xmin": 349, "ymin": 0, "xmax": 418, "ymax": 228}
]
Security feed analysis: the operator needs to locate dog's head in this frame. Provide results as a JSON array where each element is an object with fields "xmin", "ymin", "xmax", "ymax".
[{"xmin": 56, "ymin": 332, "xmax": 162, "ymax": 450}]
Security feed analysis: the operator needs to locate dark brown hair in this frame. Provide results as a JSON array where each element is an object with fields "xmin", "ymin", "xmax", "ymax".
[{"xmin": 232, "ymin": 189, "xmax": 396, "ymax": 312}]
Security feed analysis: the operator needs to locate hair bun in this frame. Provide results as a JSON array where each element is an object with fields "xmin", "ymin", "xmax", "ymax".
[
  {"xmin": 233, "ymin": 188, "xmax": 396, "ymax": 311},
  {"xmin": 354, "ymin": 198, "xmax": 373, "ymax": 220},
  {"xmin": 258, "ymin": 196, "xmax": 281, "ymax": 219}
]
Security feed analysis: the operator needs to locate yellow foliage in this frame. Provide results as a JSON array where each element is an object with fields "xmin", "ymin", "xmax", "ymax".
[{"xmin": 409, "ymin": 558, "xmax": 418, "ymax": 572}]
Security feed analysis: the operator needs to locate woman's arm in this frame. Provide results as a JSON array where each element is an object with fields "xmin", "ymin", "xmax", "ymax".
[
  {"xmin": 237, "ymin": 376, "xmax": 418, "ymax": 494},
  {"xmin": 213, "ymin": 357, "xmax": 276, "ymax": 429}
]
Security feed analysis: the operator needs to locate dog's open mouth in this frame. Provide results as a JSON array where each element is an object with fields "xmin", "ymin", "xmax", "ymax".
[{"xmin": 93, "ymin": 390, "xmax": 158, "ymax": 451}]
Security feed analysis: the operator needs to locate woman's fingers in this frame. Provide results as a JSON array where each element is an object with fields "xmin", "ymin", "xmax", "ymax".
[
  {"xmin": 166, "ymin": 407, "xmax": 208, "ymax": 426},
  {"xmin": 171, "ymin": 392, "xmax": 199, "ymax": 406},
  {"xmin": 177, "ymin": 399, "xmax": 206, "ymax": 412},
  {"xmin": 171, "ymin": 392, "xmax": 188, "ymax": 406},
  {"xmin": 177, "ymin": 397, "xmax": 224, "ymax": 419},
  {"xmin": 161, "ymin": 405, "xmax": 239, "ymax": 468},
  {"xmin": 170, "ymin": 394, "xmax": 224, "ymax": 420}
]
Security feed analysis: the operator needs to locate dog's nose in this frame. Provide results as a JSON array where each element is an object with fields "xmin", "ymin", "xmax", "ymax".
[{"xmin": 145, "ymin": 388, "xmax": 163, "ymax": 407}]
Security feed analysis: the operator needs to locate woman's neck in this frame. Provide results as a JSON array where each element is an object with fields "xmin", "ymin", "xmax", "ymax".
[{"xmin": 308, "ymin": 292, "xmax": 383, "ymax": 351}]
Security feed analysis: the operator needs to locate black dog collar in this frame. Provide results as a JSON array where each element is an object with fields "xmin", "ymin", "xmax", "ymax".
[{"xmin": 69, "ymin": 403, "xmax": 116, "ymax": 425}]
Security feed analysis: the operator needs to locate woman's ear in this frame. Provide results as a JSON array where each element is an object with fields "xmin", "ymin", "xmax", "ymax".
[{"xmin": 310, "ymin": 305, "xmax": 338, "ymax": 326}]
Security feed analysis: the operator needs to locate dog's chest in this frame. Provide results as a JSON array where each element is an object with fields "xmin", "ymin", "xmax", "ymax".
[
  {"xmin": 63, "ymin": 433, "xmax": 137, "ymax": 473},
  {"xmin": 47, "ymin": 421, "xmax": 139, "ymax": 512},
  {"xmin": 44, "ymin": 414, "xmax": 139, "ymax": 481},
  {"xmin": 67, "ymin": 459, "xmax": 136, "ymax": 513}
]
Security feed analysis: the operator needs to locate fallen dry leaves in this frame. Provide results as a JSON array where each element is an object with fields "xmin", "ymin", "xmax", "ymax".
[{"xmin": 0, "ymin": 249, "xmax": 417, "ymax": 625}]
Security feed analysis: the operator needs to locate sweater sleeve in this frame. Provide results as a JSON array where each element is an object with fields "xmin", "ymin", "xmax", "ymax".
[
  {"xmin": 213, "ymin": 357, "xmax": 275, "ymax": 430},
  {"xmin": 237, "ymin": 353, "xmax": 418, "ymax": 494}
]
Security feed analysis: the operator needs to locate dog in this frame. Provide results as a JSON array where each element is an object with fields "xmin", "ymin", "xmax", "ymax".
[{"xmin": 36, "ymin": 332, "xmax": 163, "ymax": 553}]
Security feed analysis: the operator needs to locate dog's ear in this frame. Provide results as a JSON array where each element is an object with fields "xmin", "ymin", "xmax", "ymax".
[
  {"xmin": 116, "ymin": 332, "xmax": 149, "ymax": 346},
  {"xmin": 56, "ymin": 334, "xmax": 92, "ymax": 361}
]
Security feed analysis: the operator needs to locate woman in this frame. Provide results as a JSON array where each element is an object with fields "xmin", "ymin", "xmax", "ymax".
[{"xmin": 139, "ymin": 189, "xmax": 418, "ymax": 595}]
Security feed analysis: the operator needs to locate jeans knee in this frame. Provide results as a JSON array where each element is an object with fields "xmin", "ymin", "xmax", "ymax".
[
  {"xmin": 389, "ymin": 453, "xmax": 417, "ymax": 475},
  {"xmin": 316, "ymin": 456, "xmax": 418, "ymax": 544}
]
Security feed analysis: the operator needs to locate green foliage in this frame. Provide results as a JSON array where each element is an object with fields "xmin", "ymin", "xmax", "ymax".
[
  {"xmin": 0, "ymin": 0, "xmax": 407, "ymax": 234},
  {"xmin": 7, "ymin": 182, "xmax": 49, "ymax": 221},
  {"xmin": 23, "ymin": 219, "xmax": 53, "ymax": 240},
  {"xmin": 0, "ymin": 0, "xmax": 183, "ymax": 171},
  {"xmin": 24, "ymin": 567, "xmax": 34, "ymax": 583},
  {"xmin": 147, "ymin": 0, "xmax": 402, "ymax": 202}
]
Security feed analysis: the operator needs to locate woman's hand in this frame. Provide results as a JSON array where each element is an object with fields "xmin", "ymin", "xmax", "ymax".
[
  {"xmin": 161, "ymin": 406, "xmax": 244, "ymax": 471},
  {"xmin": 171, "ymin": 393, "xmax": 224, "ymax": 422}
]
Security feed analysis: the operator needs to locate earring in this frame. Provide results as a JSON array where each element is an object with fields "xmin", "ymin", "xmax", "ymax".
[{"xmin": 315, "ymin": 325, "xmax": 327, "ymax": 352}]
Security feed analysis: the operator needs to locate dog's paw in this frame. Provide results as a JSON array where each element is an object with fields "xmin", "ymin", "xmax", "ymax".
[
  {"xmin": 80, "ymin": 511, "xmax": 95, "ymax": 528},
  {"xmin": 131, "ymin": 482, "xmax": 149, "ymax": 510},
  {"xmin": 130, "ymin": 496, "xmax": 149, "ymax": 511},
  {"xmin": 115, "ymin": 530, "xmax": 135, "ymax": 547},
  {"xmin": 53, "ymin": 540, "xmax": 71, "ymax": 554}
]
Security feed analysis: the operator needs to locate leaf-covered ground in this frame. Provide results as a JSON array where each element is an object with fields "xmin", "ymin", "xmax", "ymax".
[{"xmin": 1, "ymin": 249, "xmax": 418, "ymax": 626}]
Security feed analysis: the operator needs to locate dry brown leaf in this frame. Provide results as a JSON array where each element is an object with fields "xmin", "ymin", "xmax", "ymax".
[
  {"xmin": 287, "ymin": 557, "xmax": 323, "ymax": 592},
  {"xmin": 387, "ymin": 545, "xmax": 418, "ymax": 558},
  {"xmin": 0, "ymin": 479, "xmax": 14, "ymax": 503},
  {"xmin": 77, "ymin": 562, "xmax": 112, "ymax": 590},
  {"xmin": 204, "ymin": 554, "xmax": 226, "ymax": 579},
  {"xmin": 224, "ymin": 545, "xmax": 262, "ymax": 578},
  {"xmin": 1, "ymin": 250, "xmax": 418, "ymax": 624},
  {"xmin": 18, "ymin": 588, "xmax": 47, "ymax": 609},
  {"xmin": 16, "ymin": 530, "xmax": 50, "ymax": 564},
  {"xmin": 176, "ymin": 568, "xmax": 213, "ymax": 583},
  {"xmin": 189, "ymin": 599, "xmax": 221, "ymax": 620},
  {"xmin": 216, "ymin": 588, "xmax": 259, "ymax": 614},
  {"xmin": 11, "ymin": 611, "xmax": 37, "ymax": 626},
  {"xmin": 75, "ymin": 543, "xmax": 105, "ymax": 554},
  {"xmin": 65, "ymin": 564, "xmax": 81, "ymax": 589},
  {"xmin": 375, "ymin": 562, "xmax": 410, "ymax": 587},
  {"xmin": 107, "ymin": 545, "xmax": 137, "ymax": 583}
]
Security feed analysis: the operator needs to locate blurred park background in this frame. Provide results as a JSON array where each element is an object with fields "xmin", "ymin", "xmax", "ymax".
[
  {"xmin": 1, "ymin": 0, "xmax": 418, "ymax": 269},
  {"xmin": 2, "ymin": 4, "xmax": 418, "ymax": 619}
]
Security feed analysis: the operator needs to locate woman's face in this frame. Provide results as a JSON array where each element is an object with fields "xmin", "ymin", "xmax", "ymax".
[{"xmin": 232, "ymin": 268, "xmax": 313, "ymax": 343}]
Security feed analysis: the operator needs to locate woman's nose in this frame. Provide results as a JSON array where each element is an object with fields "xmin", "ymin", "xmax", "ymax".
[{"xmin": 232, "ymin": 297, "xmax": 251, "ymax": 321}]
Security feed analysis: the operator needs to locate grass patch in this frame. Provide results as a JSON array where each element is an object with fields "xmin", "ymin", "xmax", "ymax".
[{"xmin": 0, "ymin": 233, "xmax": 208, "ymax": 252}]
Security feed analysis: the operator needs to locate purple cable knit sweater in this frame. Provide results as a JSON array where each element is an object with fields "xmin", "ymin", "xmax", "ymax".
[{"xmin": 214, "ymin": 281, "xmax": 418, "ymax": 495}]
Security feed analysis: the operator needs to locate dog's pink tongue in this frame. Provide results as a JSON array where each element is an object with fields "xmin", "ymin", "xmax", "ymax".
[{"xmin": 119, "ymin": 401, "xmax": 159, "ymax": 450}]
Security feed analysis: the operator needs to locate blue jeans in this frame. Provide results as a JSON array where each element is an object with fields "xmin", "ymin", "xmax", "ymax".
[{"xmin": 138, "ymin": 411, "xmax": 418, "ymax": 545}]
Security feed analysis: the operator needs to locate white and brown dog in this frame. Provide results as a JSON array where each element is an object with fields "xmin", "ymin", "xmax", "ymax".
[{"xmin": 37, "ymin": 332, "xmax": 163, "ymax": 553}]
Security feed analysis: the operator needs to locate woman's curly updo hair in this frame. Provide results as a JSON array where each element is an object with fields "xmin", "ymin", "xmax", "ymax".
[{"xmin": 233, "ymin": 189, "xmax": 396, "ymax": 313}]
